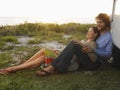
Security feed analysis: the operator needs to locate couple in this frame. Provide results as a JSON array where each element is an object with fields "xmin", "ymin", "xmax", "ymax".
[{"xmin": 0, "ymin": 13, "xmax": 113, "ymax": 76}]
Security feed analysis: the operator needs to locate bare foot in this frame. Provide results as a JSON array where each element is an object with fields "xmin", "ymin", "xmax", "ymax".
[
  {"xmin": 0, "ymin": 69, "xmax": 9, "ymax": 74},
  {"xmin": 0, "ymin": 68, "xmax": 16, "ymax": 74}
]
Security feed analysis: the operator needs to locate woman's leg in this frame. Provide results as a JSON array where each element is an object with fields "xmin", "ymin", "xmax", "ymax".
[
  {"xmin": 23, "ymin": 48, "xmax": 45, "ymax": 63},
  {"xmin": 2, "ymin": 55, "xmax": 45, "ymax": 73}
]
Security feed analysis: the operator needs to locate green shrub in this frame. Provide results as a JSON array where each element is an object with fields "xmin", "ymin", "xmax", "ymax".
[{"xmin": 0, "ymin": 36, "xmax": 18, "ymax": 44}]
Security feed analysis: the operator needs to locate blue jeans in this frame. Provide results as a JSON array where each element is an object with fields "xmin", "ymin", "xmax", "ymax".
[{"xmin": 51, "ymin": 41, "xmax": 100, "ymax": 73}]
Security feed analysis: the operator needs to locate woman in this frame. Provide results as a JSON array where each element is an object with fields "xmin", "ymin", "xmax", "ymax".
[
  {"xmin": 36, "ymin": 13, "xmax": 113, "ymax": 76},
  {"xmin": 73, "ymin": 26, "xmax": 99, "ymax": 63},
  {"xmin": 0, "ymin": 27, "xmax": 99, "ymax": 74}
]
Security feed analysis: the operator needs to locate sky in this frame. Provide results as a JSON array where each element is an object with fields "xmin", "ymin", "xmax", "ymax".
[{"xmin": 0, "ymin": 0, "xmax": 120, "ymax": 24}]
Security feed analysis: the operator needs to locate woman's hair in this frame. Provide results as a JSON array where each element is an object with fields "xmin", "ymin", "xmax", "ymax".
[
  {"xmin": 96, "ymin": 13, "xmax": 111, "ymax": 29},
  {"xmin": 91, "ymin": 26, "xmax": 100, "ymax": 41}
]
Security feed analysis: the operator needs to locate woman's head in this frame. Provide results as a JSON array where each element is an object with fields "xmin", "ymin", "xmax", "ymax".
[
  {"xmin": 95, "ymin": 13, "xmax": 110, "ymax": 31},
  {"xmin": 86, "ymin": 27, "xmax": 100, "ymax": 41}
]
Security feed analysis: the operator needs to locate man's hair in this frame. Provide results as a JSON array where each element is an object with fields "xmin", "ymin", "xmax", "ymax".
[{"xmin": 96, "ymin": 13, "xmax": 111, "ymax": 29}]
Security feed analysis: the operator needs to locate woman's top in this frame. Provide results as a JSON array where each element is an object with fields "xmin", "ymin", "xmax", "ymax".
[
  {"xmin": 95, "ymin": 31, "xmax": 113, "ymax": 64},
  {"xmin": 82, "ymin": 41, "xmax": 98, "ymax": 62}
]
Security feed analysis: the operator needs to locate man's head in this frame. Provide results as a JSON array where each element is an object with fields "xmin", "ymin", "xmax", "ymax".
[{"xmin": 95, "ymin": 13, "xmax": 110, "ymax": 31}]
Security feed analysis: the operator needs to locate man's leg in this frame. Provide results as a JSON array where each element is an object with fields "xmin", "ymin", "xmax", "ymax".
[{"xmin": 51, "ymin": 41, "xmax": 85, "ymax": 72}]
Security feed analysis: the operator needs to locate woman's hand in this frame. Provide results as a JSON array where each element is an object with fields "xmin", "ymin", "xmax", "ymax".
[
  {"xmin": 73, "ymin": 39, "xmax": 83, "ymax": 46},
  {"xmin": 82, "ymin": 46, "xmax": 93, "ymax": 53}
]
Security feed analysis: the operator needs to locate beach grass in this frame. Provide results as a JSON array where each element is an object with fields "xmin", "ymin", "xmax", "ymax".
[{"xmin": 0, "ymin": 22, "xmax": 120, "ymax": 90}]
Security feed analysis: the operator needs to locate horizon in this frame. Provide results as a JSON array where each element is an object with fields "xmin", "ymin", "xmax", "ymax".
[{"xmin": 0, "ymin": 17, "xmax": 96, "ymax": 26}]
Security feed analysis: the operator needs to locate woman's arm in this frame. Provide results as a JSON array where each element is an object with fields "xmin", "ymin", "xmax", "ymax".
[{"xmin": 72, "ymin": 39, "xmax": 84, "ymax": 46}]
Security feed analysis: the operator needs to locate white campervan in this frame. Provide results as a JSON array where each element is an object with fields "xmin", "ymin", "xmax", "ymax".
[{"xmin": 111, "ymin": 0, "xmax": 120, "ymax": 69}]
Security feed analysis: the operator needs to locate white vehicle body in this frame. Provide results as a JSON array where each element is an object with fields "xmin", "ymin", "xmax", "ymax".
[{"xmin": 111, "ymin": 15, "xmax": 120, "ymax": 49}]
